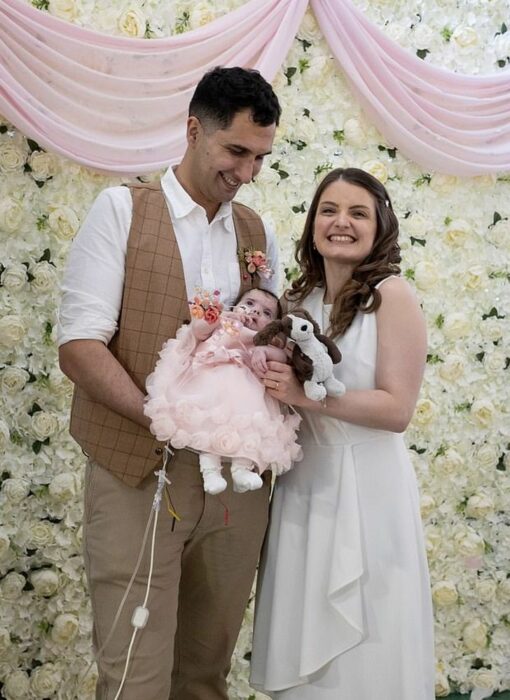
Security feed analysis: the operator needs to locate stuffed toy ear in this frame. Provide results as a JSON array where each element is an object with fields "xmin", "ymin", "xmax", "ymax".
[
  {"xmin": 316, "ymin": 334, "xmax": 342, "ymax": 364},
  {"xmin": 291, "ymin": 307, "xmax": 321, "ymax": 336},
  {"xmin": 253, "ymin": 320, "xmax": 284, "ymax": 346}
]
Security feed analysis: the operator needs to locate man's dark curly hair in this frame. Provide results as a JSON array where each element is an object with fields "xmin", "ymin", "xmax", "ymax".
[
  {"xmin": 189, "ymin": 66, "xmax": 281, "ymax": 130},
  {"xmin": 286, "ymin": 167, "xmax": 401, "ymax": 338}
]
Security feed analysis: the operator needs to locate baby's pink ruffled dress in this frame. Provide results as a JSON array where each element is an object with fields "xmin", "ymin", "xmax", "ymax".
[{"xmin": 145, "ymin": 323, "xmax": 302, "ymax": 474}]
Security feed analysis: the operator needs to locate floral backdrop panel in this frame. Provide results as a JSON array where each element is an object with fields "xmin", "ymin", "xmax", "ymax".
[{"xmin": 0, "ymin": 0, "xmax": 509, "ymax": 698}]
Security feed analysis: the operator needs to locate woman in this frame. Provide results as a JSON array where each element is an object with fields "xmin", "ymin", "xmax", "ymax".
[{"xmin": 250, "ymin": 168, "xmax": 435, "ymax": 699}]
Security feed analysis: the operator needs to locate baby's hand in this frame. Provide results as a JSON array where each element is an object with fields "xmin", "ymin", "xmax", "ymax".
[{"xmin": 251, "ymin": 347, "xmax": 268, "ymax": 378}]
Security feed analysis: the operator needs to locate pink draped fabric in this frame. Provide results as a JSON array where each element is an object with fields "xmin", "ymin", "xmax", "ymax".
[
  {"xmin": 0, "ymin": 0, "xmax": 509, "ymax": 175},
  {"xmin": 312, "ymin": 0, "xmax": 510, "ymax": 175},
  {"xmin": 0, "ymin": 0, "xmax": 308, "ymax": 173}
]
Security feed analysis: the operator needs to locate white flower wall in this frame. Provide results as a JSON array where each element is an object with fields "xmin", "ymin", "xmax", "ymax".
[{"xmin": 0, "ymin": 0, "xmax": 509, "ymax": 698}]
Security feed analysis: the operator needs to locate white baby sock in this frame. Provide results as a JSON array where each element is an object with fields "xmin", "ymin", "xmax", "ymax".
[
  {"xmin": 231, "ymin": 458, "xmax": 263, "ymax": 493},
  {"xmin": 199, "ymin": 453, "xmax": 227, "ymax": 495}
]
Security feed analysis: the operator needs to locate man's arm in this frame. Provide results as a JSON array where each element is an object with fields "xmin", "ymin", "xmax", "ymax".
[{"xmin": 59, "ymin": 340, "xmax": 151, "ymax": 430}]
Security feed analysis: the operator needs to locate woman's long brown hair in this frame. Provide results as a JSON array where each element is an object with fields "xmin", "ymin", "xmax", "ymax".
[{"xmin": 285, "ymin": 168, "xmax": 401, "ymax": 337}]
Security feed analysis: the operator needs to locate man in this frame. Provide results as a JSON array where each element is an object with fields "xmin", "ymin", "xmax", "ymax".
[{"xmin": 58, "ymin": 67, "xmax": 281, "ymax": 700}]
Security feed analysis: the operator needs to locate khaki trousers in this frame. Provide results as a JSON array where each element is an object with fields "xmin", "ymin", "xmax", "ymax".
[{"xmin": 83, "ymin": 449, "xmax": 270, "ymax": 700}]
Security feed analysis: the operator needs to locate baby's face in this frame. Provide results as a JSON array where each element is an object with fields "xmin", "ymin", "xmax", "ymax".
[{"xmin": 234, "ymin": 289, "xmax": 278, "ymax": 331}]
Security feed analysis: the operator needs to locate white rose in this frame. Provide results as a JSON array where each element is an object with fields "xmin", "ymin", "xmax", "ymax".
[
  {"xmin": 118, "ymin": 8, "xmax": 146, "ymax": 37},
  {"xmin": 454, "ymin": 527, "xmax": 485, "ymax": 557},
  {"xmin": 28, "ymin": 151, "xmax": 57, "ymax": 181},
  {"xmin": 30, "ymin": 662, "xmax": 61, "ymax": 697},
  {"xmin": 475, "ymin": 443, "xmax": 499, "ymax": 470},
  {"xmin": 1, "ymin": 366, "xmax": 29, "ymax": 393},
  {"xmin": 31, "ymin": 261, "xmax": 58, "ymax": 293},
  {"xmin": 424, "ymin": 526, "xmax": 441, "ymax": 557},
  {"xmin": 497, "ymin": 578, "xmax": 510, "ymax": 601},
  {"xmin": 27, "ymin": 520, "xmax": 55, "ymax": 548},
  {"xmin": 303, "ymin": 56, "xmax": 335, "ymax": 88},
  {"xmin": 48, "ymin": 0, "xmax": 79, "ymax": 21},
  {"xmin": 412, "ymin": 398, "xmax": 437, "ymax": 426},
  {"xmin": 482, "ymin": 318, "xmax": 503, "ymax": 342},
  {"xmin": 413, "ymin": 23, "xmax": 434, "ymax": 47},
  {"xmin": 1, "ymin": 264, "xmax": 28, "ymax": 291},
  {"xmin": 3, "ymin": 669, "xmax": 30, "ymax": 699},
  {"xmin": 361, "ymin": 160, "xmax": 388, "ymax": 184},
  {"xmin": 470, "ymin": 669, "xmax": 497, "ymax": 690},
  {"xmin": 452, "ymin": 26, "xmax": 479, "ymax": 48},
  {"xmin": 0, "ymin": 571, "xmax": 26, "ymax": 599},
  {"xmin": 463, "ymin": 619, "xmax": 488, "ymax": 651},
  {"xmin": 0, "ymin": 627, "xmax": 12, "ymax": 658},
  {"xmin": 432, "ymin": 580, "xmax": 458, "ymax": 606},
  {"xmin": 30, "ymin": 568, "xmax": 59, "ymax": 597},
  {"xmin": 473, "ymin": 174, "xmax": 496, "ymax": 188},
  {"xmin": 430, "ymin": 174, "xmax": 459, "ymax": 193},
  {"xmin": 0, "ymin": 527, "xmax": 11, "ymax": 560},
  {"xmin": 442, "ymin": 312, "xmax": 471, "ymax": 340},
  {"xmin": 465, "ymin": 265, "xmax": 485, "ymax": 290},
  {"xmin": 420, "ymin": 494, "xmax": 436, "ymax": 518},
  {"xmin": 405, "ymin": 213, "xmax": 429, "ymax": 237},
  {"xmin": 435, "ymin": 671, "xmax": 450, "ymax": 697},
  {"xmin": 31, "ymin": 411, "xmax": 59, "ymax": 440},
  {"xmin": 483, "ymin": 348, "xmax": 506, "ymax": 374},
  {"xmin": 438, "ymin": 354, "xmax": 464, "ymax": 381},
  {"xmin": 48, "ymin": 205, "xmax": 80, "ymax": 240},
  {"xmin": 0, "ymin": 141, "xmax": 26, "ymax": 170},
  {"xmin": 487, "ymin": 219, "xmax": 510, "ymax": 248},
  {"xmin": 190, "ymin": 2, "xmax": 215, "ymax": 28},
  {"xmin": 2, "ymin": 478, "xmax": 30, "ymax": 504},
  {"xmin": 298, "ymin": 9, "xmax": 321, "ymax": 41},
  {"xmin": 49, "ymin": 472, "xmax": 77, "ymax": 501},
  {"xmin": 444, "ymin": 219, "xmax": 471, "ymax": 247},
  {"xmin": 475, "ymin": 579, "xmax": 497, "ymax": 602},
  {"xmin": 343, "ymin": 118, "xmax": 367, "ymax": 147},
  {"xmin": 51, "ymin": 612, "xmax": 80, "ymax": 644},
  {"xmin": 0, "ymin": 197, "xmax": 24, "ymax": 232},
  {"xmin": 0, "ymin": 419, "xmax": 10, "ymax": 452},
  {"xmin": 414, "ymin": 261, "xmax": 439, "ymax": 290},
  {"xmin": 466, "ymin": 493, "xmax": 495, "ymax": 518},
  {"xmin": 470, "ymin": 399, "xmax": 496, "ymax": 428},
  {"xmin": 0, "ymin": 315, "xmax": 26, "ymax": 348}
]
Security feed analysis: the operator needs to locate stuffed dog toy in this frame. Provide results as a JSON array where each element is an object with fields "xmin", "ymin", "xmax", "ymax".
[{"xmin": 253, "ymin": 308, "xmax": 346, "ymax": 401}]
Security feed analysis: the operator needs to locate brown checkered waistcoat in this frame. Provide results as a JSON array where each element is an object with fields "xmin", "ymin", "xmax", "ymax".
[{"xmin": 69, "ymin": 182, "xmax": 266, "ymax": 487}]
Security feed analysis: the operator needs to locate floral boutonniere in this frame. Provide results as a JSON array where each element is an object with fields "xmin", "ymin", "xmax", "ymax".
[
  {"xmin": 238, "ymin": 248, "xmax": 274, "ymax": 281},
  {"xmin": 189, "ymin": 288, "xmax": 223, "ymax": 324}
]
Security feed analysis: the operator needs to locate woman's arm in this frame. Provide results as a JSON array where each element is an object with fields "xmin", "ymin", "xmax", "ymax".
[{"xmin": 263, "ymin": 278, "xmax": 427, "ymax": 433}]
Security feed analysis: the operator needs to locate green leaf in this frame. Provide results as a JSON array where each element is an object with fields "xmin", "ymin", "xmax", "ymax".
[
  {"xmin": 38, "ymin": 248, "xmax": 52, "ymax": 263},
  {"xmin": 314, "ymin": 162, "xmax": 332, "ymax": 178},
  {"xmin": 426, "ymin": 354, "xmax": 443, "ymax": 364},
  {"xmin": 36, "ymin": 214, "xmax": 49, "ymax": 231},
  {"xmin": 284, "ymin": 66, "xmax": 297, "ymax": 85},
  {"xmin": 287, "ymin": 139, "xmax": 307, "ymax": 151},
  {"xmin": 303, "ymin": 108, "xmax": 311, "ymax": 118},
  {"xmin": 0, "ymin": 125, "xmax": 8, "ymax": 134},
  {"xmin": 174, "ymin": 11, "xmax": 190, "ymax": 34},
  {"xmin": 28, "ymin": 402, "xmax": 43, "ymax": 416},
  {"xmin": 444, "ymin": 216, "xmax": 452, "ymax": 226},
  {"xmin": 493, "ymin": 211, "xmax": 502, "ymax": 225},
  {"xmin": 416, "ymin": 48, "xmax": 430, "ymax": 60},
  {"xmin": 43, "ymin": 321, "xmax": 53, "ymax": 345},
  {"xmin": 496, "ymin": 454, "xmax": 506, "ymax": 471},
  {"xmin": 26, "ymin": 139, "xmax": 41, "ymax": 153},
  {"xmin": 291, "ymin": 202, "xmax": 306, "ymax": 214},
  {"xmin": 32, "ymin": 0, "xmax": 49, "ymax": 10},
  {"xmin": 435, "ymin": 313, "xmax": 444, "ymax": 328},
  {"xmin": 414, "ymin": 174, "xmax": 431, "ymax": 187},
  {"xmin": 482, "ymin": 307, "xmax": 505, "ymax": 320},
  {"xmin": 409, "ymin": 444, "xmax": 426, "ymax": 454},
  {"xmin": 410, "ymin": 236, "xmax": 426, "ymax": 246},
  {"xmin": 404, "ymin": 268, "xmax": 415, "ymax": 280},
  {"xmin": 10, "ymin": 431, "xmax": 23, "ymax": 446},
  {"xmin": 441, "ymin": 27, "xmax": 452, "ymax": 42},
  {"xmin": 497, "ymin": 59, "xmax": 508, "ymax": 68},
  {"xmin": 298, "ymin": 38, "xmax": 312, "ymax": 51},
  {"xmin": 333, "ymin": 130, "xmax": 345, "ymax": 145},
  {"xmin": 298, "ymin": 58, "xmax": 310, "ymax": 73},
  {"xmin": 454, "ymin": 401, "xmax": 472, "ymax": 412},
  {"xmin": 475, "ymin": 351, "xmax": 485, "ymax": 362}
]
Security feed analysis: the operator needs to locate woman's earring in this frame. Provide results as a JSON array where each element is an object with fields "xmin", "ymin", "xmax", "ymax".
[{"xmin": 312, "ymin": 239, "xmax": 317, "ymax": 250}]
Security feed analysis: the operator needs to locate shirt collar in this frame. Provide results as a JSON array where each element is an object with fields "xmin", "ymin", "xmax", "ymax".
[{"xmin": 161, "ymin": 166, "xmax": 234, "ymax": 231}]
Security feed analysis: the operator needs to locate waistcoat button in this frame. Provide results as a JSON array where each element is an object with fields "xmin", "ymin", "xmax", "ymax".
[{"xmin": 155, "ymin": 447, "xmax": 163, "ymax": 455}]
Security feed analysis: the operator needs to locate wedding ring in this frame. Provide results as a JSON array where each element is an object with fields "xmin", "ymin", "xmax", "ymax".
[{"xmin": 275, "ymin": 381, "xmax": 280, "ymax": 391}]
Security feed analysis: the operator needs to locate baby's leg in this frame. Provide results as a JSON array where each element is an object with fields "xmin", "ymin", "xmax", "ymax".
[
  {"xmin": 199, "ymin": 453, "xmax": 227, "ymax": 495},
  {"xmin": 231, "ymin": 458, "xmax": 263, "ymax": 493}
]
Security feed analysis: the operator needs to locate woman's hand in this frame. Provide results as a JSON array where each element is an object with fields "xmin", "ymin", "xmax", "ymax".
[{"xmin": 263, "ymin": 360, "xmax": 307, "ymax": 406}]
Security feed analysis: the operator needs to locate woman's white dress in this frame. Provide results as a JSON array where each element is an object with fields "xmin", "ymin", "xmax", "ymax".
[{"xmin": 250, "ymin": 284, "xmax": 435, "ymax": 699}]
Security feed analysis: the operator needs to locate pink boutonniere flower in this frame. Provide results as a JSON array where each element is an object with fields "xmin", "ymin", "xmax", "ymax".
[
  {"xmin": 239, "ymin": 248, "xmax": 274, "ymax": 281},
  {"xmin": 189, "ymin": 289, "xmax": 223, "ymax": 324}
]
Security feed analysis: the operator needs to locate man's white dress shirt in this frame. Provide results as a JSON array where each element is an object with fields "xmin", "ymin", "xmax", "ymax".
[{"xmin": 57, "ymin": 167, "xmax": 279, "ymax": 347}]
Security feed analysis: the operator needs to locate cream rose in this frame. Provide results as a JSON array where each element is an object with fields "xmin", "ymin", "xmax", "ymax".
[
  {"xmin": 405, "ymin": 213, "xmax": 430, "ymax": 237},
  {"xmin": 29, "ymin": 151, "xmax": 57, "ymax": 181},
  {"xmin": 0, "ymin": 418, "xmax": 10, "ymax": 452},
  {"xmin": 31, "ymin": 261, "xmax": 58, "ymax": 293},
  {"xmin": 48, "ymin": 205, "xmax": 80, "ymax": 240},
  {"xmin": 31, "ymin": 411, "xmax": 59, "ymax": 440},
  {"xmin": 487, "ymin": 219, "xmax": 510, "ymax": 248},
  {"xmin": 483, "ymin": 348, "xmax": 506, "ymax": 374},
  {"xmin": 190, "ymin": 2, "xmax": 215, "ymax": 28},
  {"xmin": 298, "ymin": 9, "xmax": 321, "ymax": 41},
  {"xmin": 466, "ymin": 493, "xmax": 495, "ymax": 518},
  {"xmin": 0, "ymin": 141, "xmax": 26, "ymax": 170},
  {"xmin": 0, "ymin": 315, "xmax": 26, "ymax": 348},
  {"xmin": 470, "ymin": 668, "xmax": 497, "ymax": 690},
  {"xmin": 30, "ymin": 568, "xmax": 59, "ymax": 597},
  {"xmin": 444, "ymin": 219, "xmax": 471, "ymax": 247},
  {"xmin": 0, "ymin": 527, "xmax": 11, "ymax": 560},
  {"xmin": 49, "ymin": 472, "xmax": 77, "ymax": 501},
  {"xmin": 0, "ymin": 197, "xmax": 24, "ymax": 232},
  {"xmin": 482, "ymin": 318, "xmax": 503, "ymax": 342},
  {"xmin": 1, "ymin": 264, "xmax": 28, "ymax": 291},
  {"xmin": 51, "ymin": 613, "xmax": 80, "ymax": 644},
  {"xmin": 434, "ymin": 448, "xmax": 463, "ymax": 476},
  {"xmin": 414, "ymin": 261, "xmax": 439, "ymax": 290},
  {"xmin": 30, "ymin": 663, "xmax": 61, "ymax": 697},
  {"xmin": 412, "ymin": 398, "xmax": 437, "ymax": 426},
  {"xmin": 475, "ymin": 443, "xmax": 499, "ymax": 470},
  {"xmin": 118, "ymin": 8, "xmax": 146, "ymax": 37},
  {"xmin": 452, "ymin": 26, "xmax": 479, "ymax": 48},
  {"xmin": 0, "ymin": 627, "xmax": 12, "ymax": 658},
  {"xmin": 361, "ymin": 160, "xmax": 388, "ymax": 184},
  {"xmin": 465, "ymin": 265, "xmax": 486, "ymax": 291},
  {"xmin": 470, "ymin": 399, "xmax": 496, "ymax": 428},
  {"xmin": 430, "ymin": 174, "xmax": 458, "ymax": 193},
  {"xmin": 475, "ymin": 579, "xmax": 497, "ymax": 602},
  {"xmin": 454, "ymin": 528, "xmax": 485, "ymax": 557},
  {"xmin": 0, "ymin": 571, "xmax": 26, "ymax": 599},
  {"xmin": 343, "ymin": 118, "xmax": 367, "ymax": 147},
  {"xmin": 435, "ymin": 672, "xmax": 450, "ymax": 697},
  {"xmin": 2, "ymin": 478, "xmax": 30, "ymax": 504},
  {"xmin": 432, "ymin": 580, "xmax": 458, "ymax": 606},
  {"xmin": 48, "ymin": 0, "xmax": 79, "ymax": 21},
  {"xmin": 438, "ymin": 354, "xmax": 464, "ymax": 381},
  {"xmin": 27, "ymin": 520, "xmax": 55, "ymax": 548},
  {"xmin": 497, "ymin": 578, "xmax": 510, "ymax": 601},
  {"xmin": 3, "ymin": 669, "xmax": 30, "ymax": 699},
  {"xmin": 442, "ymin": 312, "xmax": 471, "ymax": 340},
  {"xmin": 1, "ymin": 366, "xmax": 29, "ymax": 393},
  {"xmin": 420, "ymin": 494, "xmax": 436, "ymax": 519},
  {"xmin": 462, "ymin": 619, "xmax": 488, "ymax": 651}
]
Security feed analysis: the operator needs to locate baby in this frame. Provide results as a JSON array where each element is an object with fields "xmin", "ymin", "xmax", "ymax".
[{"xmin": 144, "ymin": 288, "xmax": 302, "ymax": 495}]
